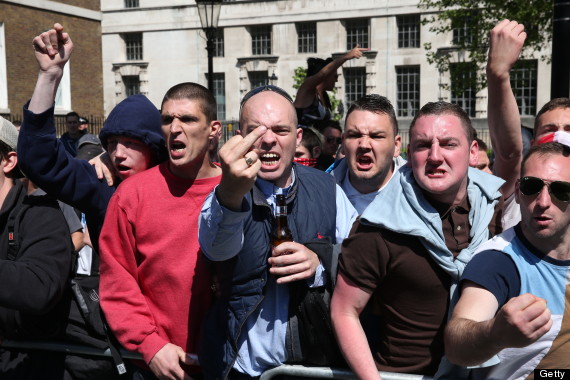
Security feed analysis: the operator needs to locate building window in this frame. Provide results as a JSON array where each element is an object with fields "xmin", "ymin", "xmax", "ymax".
[
  {"xmin": 251, "ymin": 25, "xmax": 272, "ymax": 55},
  {"xmin": 396, "ymin": 66, "xmax": 420, "ymax": 117},
  {"xmin": 214, "ymin": 28, "xmax": 224, "ymax": 57},
  {"xmin": 213, "ymin": 73, "xmax": 226, "ymax": 120},
  {"xmin": 397, "ymin": 15, "xmax": 420, "ymax": 48},
  {"xmin": 511, "ymin": 60, "xmax": 537, "ymax": 116},
  {"xmin": 450, "ymin": 62, "xmax": 476, "ymax": 117},
  {"xmin": 124, "ymin": 0, "xmax": 139, "ymax": 8},
  {"xmin": 297, "ymin": 22, "xmax": 316, "ymax": 53},
  {"xmin": 249, "ymin": 71, "xmax": 269, "ymax": 89},
  {"xmin": 125, "ymin": 33, "xmax": 143, "ymax": 61},
  {"xmin": 346, "ymin": 19, "xmax": 369, "ymax": 50},
  {"xmin": 452, "ymin": 13, "xmax": 474, "ymax": 46},
  {"xmin": 344, "ymin": 67, "xmax": 366, "ymax": 107},
  {"xmin": 0, "ymin": 23, "xmax": 8, "ymax": 110},
  {"xmin": 55, "ymin": 60, "xmax": 71, "ymax": 112},
  {"xmin": 123, "ymin": 76, "xmax": 140, "ymax": 96}
]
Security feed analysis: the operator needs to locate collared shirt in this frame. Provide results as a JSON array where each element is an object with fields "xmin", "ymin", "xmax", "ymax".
[{"xmin": 198, "ymin": 169, "xmax": 357, "ymax": 376}]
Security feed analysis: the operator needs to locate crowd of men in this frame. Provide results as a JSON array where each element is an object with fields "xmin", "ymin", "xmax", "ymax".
[{"xmin": 0, "ymin": 17, "xmax": 569, "ymax": 380}]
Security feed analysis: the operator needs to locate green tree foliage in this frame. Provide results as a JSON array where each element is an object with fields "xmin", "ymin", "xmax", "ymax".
[
  {"xmin": 419, "ymin": 0, "xmax": 553, "ymax": 94},
  {"xmin": 292, "ymin": 66, "xmax": 343, "ymax": 121}
]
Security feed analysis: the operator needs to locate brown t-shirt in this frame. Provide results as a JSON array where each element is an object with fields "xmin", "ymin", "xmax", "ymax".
[{"xmin": 338, "ymin": 194, "xmax": 503, "ymax": 375}]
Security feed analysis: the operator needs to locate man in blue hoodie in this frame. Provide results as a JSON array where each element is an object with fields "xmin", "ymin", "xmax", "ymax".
[
  {"xmin": 17, "ymin": 23, "xmax": 166, "ymax": 379},
  {"xmin": 18, "ymin": 24, "xmax": 166, "ymax": 254}
]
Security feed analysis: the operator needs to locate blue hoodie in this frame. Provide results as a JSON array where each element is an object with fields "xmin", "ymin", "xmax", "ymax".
[
  {"xmin": 99, "ymin": 94, "xmax": 166, "ymax": 163},
  {"xmin": 18, "ymin": 95, "xmax": 165, "ymax": 255}
]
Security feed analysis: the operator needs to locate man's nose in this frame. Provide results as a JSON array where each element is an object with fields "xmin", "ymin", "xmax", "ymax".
[{"xmin": 428, "ymin": 143, "xmax": 442, "ymax": 162}]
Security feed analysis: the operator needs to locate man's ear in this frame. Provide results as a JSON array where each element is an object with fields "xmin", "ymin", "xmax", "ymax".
[
  {"xmin": 312, "ymin": 146, "xmax": 322, "ymax": 159},
  {"xmin": 393, "ymin": 135, "xmax": 402, "ymax": 157},
  {"xmin": 210, "ymin": 120, "xmax": 222, "ymax": 139},
  {"xmin": 468, "ymin": 139, "xmax": 479, "ymax": 167},
  {"xmin": 1, "ymin": 151, "xmax": 18, "ymax": 175}
]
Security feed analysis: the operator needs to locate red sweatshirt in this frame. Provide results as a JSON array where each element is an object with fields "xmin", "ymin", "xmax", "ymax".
[{"xmin": 100, "ymin": 163, "xmax": 220, "ymax": 365}]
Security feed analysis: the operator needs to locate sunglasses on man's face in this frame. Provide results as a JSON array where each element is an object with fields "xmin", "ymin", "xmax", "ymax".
[
  {"xmin": 325, "ymin": 137, "xmax": 342, "ymax": 145},
  {"xmin": 240, "ymin": 85, "xmax": 294, "ymax": 109},
  {"xmin": 518, "ymin": 176, "xmax": 570, "ymax": 203}
]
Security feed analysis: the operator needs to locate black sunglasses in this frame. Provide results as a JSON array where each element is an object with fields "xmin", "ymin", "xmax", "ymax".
[
  {"xmin": 325, "ymin": 136, "xmax": 342, "ymax": 145},
  {"xmin": 518, "ymin": 176, "xmax": 570, "ymax": 203},
  {"xmin": 240, "ymin": 85, "xmax": 294, "ymax": 109}
]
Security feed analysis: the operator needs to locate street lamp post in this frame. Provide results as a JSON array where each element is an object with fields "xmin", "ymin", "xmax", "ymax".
[{"xmin": 196, "ymin": 0, "xmax": 222, "ymax": 91}]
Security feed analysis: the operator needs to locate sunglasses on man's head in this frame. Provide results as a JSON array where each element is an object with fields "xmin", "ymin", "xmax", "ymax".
[
  {"xmin": 518, "ymin": 176, "xmax": 570, "ymax": 203},
  {"xmin": 240, "ymin": 85, "xmax": 294, "ymax": 109}
]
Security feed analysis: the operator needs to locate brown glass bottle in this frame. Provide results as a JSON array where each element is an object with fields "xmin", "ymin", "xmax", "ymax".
[{"xmin": 272, "ymin": 194, "xmax": 293, "ymax": 246}]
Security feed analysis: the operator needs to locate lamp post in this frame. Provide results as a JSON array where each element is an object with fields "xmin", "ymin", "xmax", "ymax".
[{"xmin": 196, "ymin": 0, "xmax": 222, "ymax": 91}]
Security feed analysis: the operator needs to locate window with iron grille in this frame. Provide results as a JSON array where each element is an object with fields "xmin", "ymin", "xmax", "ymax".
[
  {"xmin": 297, "ymin": 22, "xmax": 316, "ymax": 53},
  {"xmin": 346, "ymin": 19, "xmax": 369, "ymax": 50},
  {"xmin": 344, "ymin": 67, "xmax": 366, "ymax": 108},
  {"xmin": 510, "ymin": 60, "xmax": 537, "ymax": 116},
  {"xmin": 214, "ymin": 28, "xmax": 224, "ymax": 57},
  {"xmin": 123, "ymin": 76, "xmax": 140, "ymax": 96},
  {"xmin": 248, "ymin": 71, "xmax": 269, "ymax": 89},
  {"xmin": 125, "ymin": 33, "xmax": 143, "ymax": 61},
  {"xmin": 397, "ymin": 15, "xmax": 420, "ymax": 48},
  {"xmin": 213, "ymin": 73, "xmax": 226, "ymax": 120},
  {"xmin": 450, "ymin": 62, "xmax": 477, "ymax": 117},
  {"xmin": 124, "ymin": 0, "xmax": 139, "ymax": 8},
  {"xmin": 251, "ymin": 25, "xmax": 272, "ymax": 55},
  {"xmin": 396, "ymin": 66, "xmax": 420, "ymax": 117}
]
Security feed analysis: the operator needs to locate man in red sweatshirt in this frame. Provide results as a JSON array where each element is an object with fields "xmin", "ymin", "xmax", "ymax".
[{"xmin": 99, "ymin": 82, "xmax": 222, "ymax": 380}]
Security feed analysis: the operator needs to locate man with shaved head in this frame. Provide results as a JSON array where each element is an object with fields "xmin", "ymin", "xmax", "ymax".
[{"xmin": 199, "ymin": 85, "xmax": 357, "ymax": 379}]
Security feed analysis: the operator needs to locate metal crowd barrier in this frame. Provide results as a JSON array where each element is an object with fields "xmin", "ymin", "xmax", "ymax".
[
  {"xmin": 1, "ymin": 340, "xmax": 433, "ymax": 380},
  {"xmin": 259, "ymin": 365, "xmax": 433, "ymax": 380}
]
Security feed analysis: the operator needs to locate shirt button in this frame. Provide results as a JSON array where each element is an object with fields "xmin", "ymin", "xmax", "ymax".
[{"xmin": 457, "ymin": 225, "xmax": 462, "ymax": 231}]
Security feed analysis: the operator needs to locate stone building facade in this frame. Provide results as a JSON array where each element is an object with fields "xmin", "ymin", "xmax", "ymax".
[{"xmin": 101, "ymin": 0, "xmax": 551, "ymax": 134}]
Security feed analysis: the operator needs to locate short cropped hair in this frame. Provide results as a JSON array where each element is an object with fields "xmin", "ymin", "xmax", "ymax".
[
  {"xmin": 345, "ymin": 94, "xmax": 399, "ymax": 136},
  {"xmin": 410, "ymin": 101, "xmax": 476, "ymax": 143},
  {"xmin": 0, "ymin": 140, "xmax": 23, "ymax": 179},
  {"xmin": 66, "ymin": 111, "xmax": 79, "ymax": 120},
  {"xmin": 534, "ymin": 98, "xmax": 570, "ymax": 137},
  {"xmin": 521, "ymin": 142, "xmax": 570, "ymax": 176},
  {"xmin": 161, "ymin": 82, "xmax": 217, "ymax": 122},
  {"xmin": 314, "ymin": 119, "xmax": 342, "ymax": 134}
]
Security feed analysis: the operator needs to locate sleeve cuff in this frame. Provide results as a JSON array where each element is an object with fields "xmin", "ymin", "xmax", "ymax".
[
  {"xmin": 22, "ymin": 100, "xmax": 57, "ymax": 136},
  {"xmin": 138, "ymin": 332, "xmax": 169, "ymax": 364}
]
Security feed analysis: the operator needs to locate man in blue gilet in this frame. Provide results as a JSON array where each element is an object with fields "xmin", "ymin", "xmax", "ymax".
[{"xmin": 198, "ymin": 85, "xmax": 357, "ymax": 379}]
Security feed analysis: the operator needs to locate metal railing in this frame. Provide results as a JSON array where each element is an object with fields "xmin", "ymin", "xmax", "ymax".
[
  {"xmin": 260, "ymin": 365, "xmax": 433, "ymax": 380},
  {"xmin": 1, "ymin": 340, "xmax": 433, "ymax": 380}
]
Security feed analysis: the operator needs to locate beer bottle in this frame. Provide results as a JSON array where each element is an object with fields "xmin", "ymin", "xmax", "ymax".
[{"xmin": 272, "ymin": 194, "xmax": 293, "ymax": 246}]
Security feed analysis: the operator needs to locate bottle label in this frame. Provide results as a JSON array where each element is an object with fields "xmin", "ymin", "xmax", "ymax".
[{"xmin": 276, "ymin": 205, "xmax": 287, "ymax": 217}]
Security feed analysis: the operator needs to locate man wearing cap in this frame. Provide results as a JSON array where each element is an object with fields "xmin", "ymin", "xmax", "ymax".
[
  {"xmin": 79, "ymin": 116, "xmax": 89, "ymax": 133},
  {"xmin": 76, "ymin": 133, "xmax": 104, "ymax": 162},
  {"xmin": 0, "ymin": 116, "xmax": 73, "ymax": 378},
  {"xmin": 198, "ymin": 85, "xmax": 358, "ymax": 378}
]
